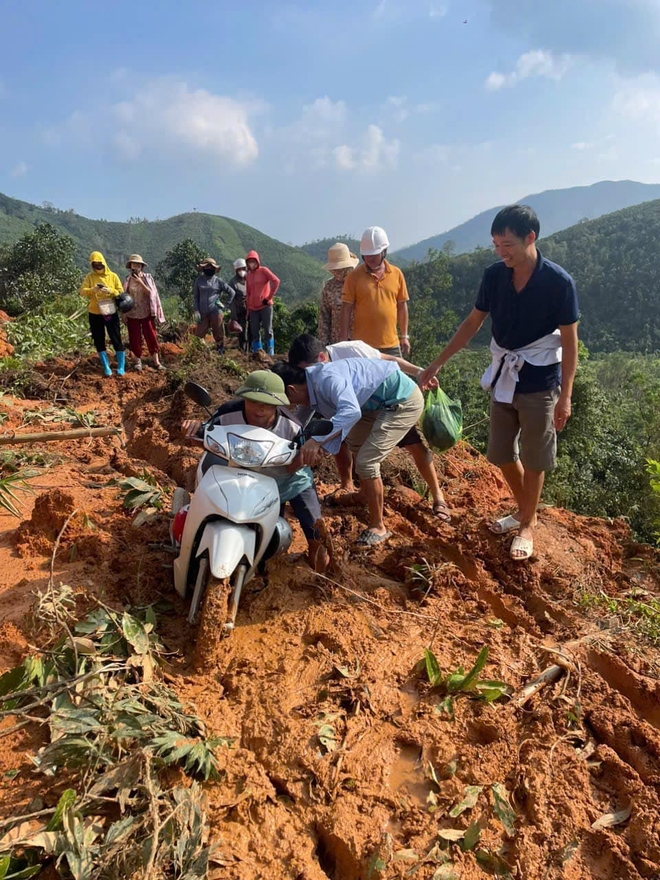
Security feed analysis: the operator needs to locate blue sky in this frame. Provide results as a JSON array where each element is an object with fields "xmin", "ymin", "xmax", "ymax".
[{"xmin": 1, "ymin": 0, "xmax": 660, "ymax": 249}]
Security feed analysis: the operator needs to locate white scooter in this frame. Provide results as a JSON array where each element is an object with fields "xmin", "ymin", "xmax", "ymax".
[{"xmin": 171, "ymin": 382, "xmax": 331, "ymax": 632}]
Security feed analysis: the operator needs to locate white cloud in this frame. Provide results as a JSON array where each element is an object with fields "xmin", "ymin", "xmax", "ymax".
[
  {"xmin": 480, "ymin": 0, "xmax": 660, "ymax": 76},
  {"xmin": 486, "ymin": 50, "xmax": 574, "ymax": 90},
  {"xmin": 112, "ymin": 79, "xmax": 260, "ymax": 165},
  {"xmin": 333, "ymin": 125, "xmax": 400, "ymax": 172},
  {"xmin": 286, "ymin": 97, "xmax": 348, "ymax": 143},
  {"xmin": 383, "ymin": 95, "xmax": 436, "ymax": 123},
  {"xmin": 45, "ymin": 77, "xmax": 261, "ymax": 167},
  {"xmin": 612, "ymin": 73, "xmax": 660, "ymax": 124},
  {"xmin": 10, "ymin": 161, "xmax": 27, "ymax": 178}
]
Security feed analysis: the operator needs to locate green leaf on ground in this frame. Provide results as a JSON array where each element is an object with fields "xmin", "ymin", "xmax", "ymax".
[
  {"xmin": 491, "ymin": 783, "xmax": 517, "ymax": 836},
  {"xmin": 449, "ymin": 785, "xmax": 483, "ymax": 817}
]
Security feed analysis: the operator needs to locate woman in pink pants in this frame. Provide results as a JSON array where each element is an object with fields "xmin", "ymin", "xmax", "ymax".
[{"xmin": 122, "ymin": 254, "xmax": 166, "ymax": 371}]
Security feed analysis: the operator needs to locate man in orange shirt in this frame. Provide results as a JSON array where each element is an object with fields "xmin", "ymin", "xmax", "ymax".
[{"xmin": 339, "ymin": 226, "xmax": 410, "ymax": 357}]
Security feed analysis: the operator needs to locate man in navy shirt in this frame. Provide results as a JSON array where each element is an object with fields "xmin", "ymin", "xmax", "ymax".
[{"xmin": 420, "ymin": 205, "xmax": 579, "ymax": 561}]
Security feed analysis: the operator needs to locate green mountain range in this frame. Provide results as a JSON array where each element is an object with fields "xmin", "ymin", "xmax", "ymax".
[
  {"xmin": 0, "ymin": 192, "xmax": 327, "ymax": 304},
  {"xmin": 393, "ymin": 180, "xmax": 660, "ymax": 261}
]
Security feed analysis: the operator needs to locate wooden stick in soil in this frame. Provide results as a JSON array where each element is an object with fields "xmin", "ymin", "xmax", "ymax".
[
  {"xmin": 0, "ymin": 426, "xmax": 122, "ymax": 445},
  {"xmin": 512, "ymin": 664, "xmax": 565, "ymax": 707}
]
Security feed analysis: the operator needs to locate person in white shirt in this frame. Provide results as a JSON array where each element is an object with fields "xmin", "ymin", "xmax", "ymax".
[{"xmin": 287, "ymin": 334, "xmax": 451, "ymax": 522}]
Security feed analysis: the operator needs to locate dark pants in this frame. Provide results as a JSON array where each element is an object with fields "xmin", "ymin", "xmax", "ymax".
[
  {"xmin": 127, "ymin": 316, "xmax": 159, "ymax": 357},
  {"xmin": 195, "ymin": 310, "xmax": 224, "ymax": 344},
  {"xmin": 231, "ymin": 301, "xmax": 248, "ymax": 351},
  {"xmin": 89, "ymin": 312, "xmax": 124, "ymax": 353},
  {"xmin": 249, "ymin": 305, "xmax": 273, "ymax": 349},
  {"xmin": 282, "ymin": 485, "xmax": 322, "ymax": 541}
]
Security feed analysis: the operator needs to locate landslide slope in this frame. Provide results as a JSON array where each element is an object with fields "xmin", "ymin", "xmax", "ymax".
[{"xmin": 0, "ymin": 348, "xmax": 659, "ymax": 880}]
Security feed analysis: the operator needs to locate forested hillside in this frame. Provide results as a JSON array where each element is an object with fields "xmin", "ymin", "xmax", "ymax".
[
  {"xmin": 431, "ymin": 198, "xmax": 660, "ymax": 353},
  {"xmin": 0, "ymin": 193, "xmax": 326, "ymax": 304},
  {"xmin": 393, "ymin": 179, "xmax": 660, "ymax": 260},
  {"xmin": 299, "ymin": 234, "xmax": 361, "ymax": 262}
]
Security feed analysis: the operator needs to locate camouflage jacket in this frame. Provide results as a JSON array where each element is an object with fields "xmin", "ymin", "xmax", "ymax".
[{"xmin": 317, "ymin": 277, "xmax": 353, "ymax": 345}]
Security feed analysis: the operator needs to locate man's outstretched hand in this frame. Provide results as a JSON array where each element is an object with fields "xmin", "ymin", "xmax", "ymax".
[{"xmin": 418, "ymin": 364, "xmax": 440, "ymax": 391}]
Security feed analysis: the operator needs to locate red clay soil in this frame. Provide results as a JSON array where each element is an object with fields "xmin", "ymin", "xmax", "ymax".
[{"xmin": 0, "ymin": 347, "xmax": 659, "ymax": 879}]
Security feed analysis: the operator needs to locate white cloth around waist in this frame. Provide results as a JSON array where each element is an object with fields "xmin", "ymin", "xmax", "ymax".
[{"xmin": 481, "ymin": 331, "xmax": 562, "ymax": 404}]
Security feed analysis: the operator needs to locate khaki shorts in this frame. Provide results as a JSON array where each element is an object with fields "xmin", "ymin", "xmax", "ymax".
[
  {"xmin": 346, "ymin": 385, "xmax": 424, "ymax": 480},
  {"xmin": 487, "ymin": 388, "xmax": 560, "ymax": 472}
]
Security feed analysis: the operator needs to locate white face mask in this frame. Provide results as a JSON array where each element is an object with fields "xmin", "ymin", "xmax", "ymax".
[{"xmin": 237, "ymin": 269, "xmax": 247, "ymax": 278}]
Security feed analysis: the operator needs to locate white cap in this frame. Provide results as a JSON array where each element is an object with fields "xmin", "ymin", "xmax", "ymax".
[
  {"xmin": 360, "ymin": 226, "xmax": 390, "ymax": 256},
  {"xmin": 233, "ymin": 258, "xmax": 247, "ymax": 270}
]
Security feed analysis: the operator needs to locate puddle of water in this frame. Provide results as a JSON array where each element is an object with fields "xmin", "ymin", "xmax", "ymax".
[
  {"xmin": 398, "ymin": 680, "xmax": 419, "ymax": 714},
  {"xmin": 388, "ymin": 743, "xmax": 429, "ymax": 808}
]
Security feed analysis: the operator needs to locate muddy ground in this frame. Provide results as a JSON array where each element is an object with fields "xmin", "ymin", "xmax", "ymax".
[{"xmin": 0, "ymin": 345, "xmax": 659, "ymax": 880}]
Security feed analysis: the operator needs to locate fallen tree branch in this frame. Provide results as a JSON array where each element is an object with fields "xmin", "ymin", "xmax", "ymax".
[
  {"xmin": 0, "ymin": 426, "xmax": 122, "ymax": 446},
  {"xmin": 512, "ymin": 665, "xmax": 565, "ymax": 707}
]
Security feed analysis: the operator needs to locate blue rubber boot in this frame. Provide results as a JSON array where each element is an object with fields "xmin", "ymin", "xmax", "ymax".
[
  {"xmin": 252, "ymin": 339, "xmax": 262, "ymax": 354},
  {"xmin": 116, "ymin": 351, "xmax": 126, "ymax": 377},
  {"xmin": 266, "ymin": 339, "xmax": 274, "ymax": 356},
  {"xmin": 98, "ymin": 351, "xmax": 112, "ymax": 377}
]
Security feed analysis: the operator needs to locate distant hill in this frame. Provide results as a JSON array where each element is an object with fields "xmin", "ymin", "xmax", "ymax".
[
  {"xmin": 437, "ymin": 198, "xmax": 660, "ymax": 353},
  {"xmin": 393, "ymin": 180, "xmax": 660, "ymax": 262},
  {"xmin": 0, "ymin": 193, "xmax": 327, "ymax": 303},
  {"xmin": 299, "ymin": 235, "xmax": 361, "ymax": 264}
]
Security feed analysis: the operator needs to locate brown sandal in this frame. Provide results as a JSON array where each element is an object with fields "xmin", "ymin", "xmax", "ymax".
[{"xmin": 432, "ymin": 501, "xmax": 452, "ymax": 523}]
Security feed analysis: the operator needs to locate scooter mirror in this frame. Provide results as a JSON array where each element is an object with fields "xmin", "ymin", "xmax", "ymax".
[
  {"xmin": 305, "ymin": 418, "xmax": 334, "ymax": 439},
  {"xmin": 184, "ymin": 382, "xmax": 213, "ymax": 409}
]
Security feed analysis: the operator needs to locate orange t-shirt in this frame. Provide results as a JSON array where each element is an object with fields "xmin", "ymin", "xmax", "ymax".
[{"xmin": 341, "ymin": 261, "xmax": 409, "ymax": 349}]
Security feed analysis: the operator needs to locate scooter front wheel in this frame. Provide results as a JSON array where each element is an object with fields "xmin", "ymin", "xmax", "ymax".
[{"xmin": 188, "ymin": 556, "xmax": 229, "ymax": 627}]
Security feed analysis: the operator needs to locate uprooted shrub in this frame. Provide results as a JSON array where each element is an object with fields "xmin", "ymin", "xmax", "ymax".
[{"xmin": 0, "ymin": 595, "xmax": 234, "ymax": 879}]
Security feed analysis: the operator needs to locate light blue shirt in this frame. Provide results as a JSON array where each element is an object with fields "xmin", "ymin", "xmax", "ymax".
[{"xmin": 304, "ymin": 358, "xmax": 404, "ymax": 455}]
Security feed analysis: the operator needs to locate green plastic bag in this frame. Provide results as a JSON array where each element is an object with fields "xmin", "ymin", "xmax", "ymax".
[{"xmin": 421, "ymin": 387, "xmax": 463, "ymax": 453}]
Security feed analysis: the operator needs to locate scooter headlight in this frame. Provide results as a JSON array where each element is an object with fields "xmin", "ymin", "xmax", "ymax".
[{"xmin": 228, "ymin": 433, "xmax": 272, "ymax": 467}]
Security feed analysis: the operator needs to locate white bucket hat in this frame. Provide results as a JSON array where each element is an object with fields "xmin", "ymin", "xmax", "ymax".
[{"xmin": 324, "ymin": 242, "xmax": 359, "ymax": 272}]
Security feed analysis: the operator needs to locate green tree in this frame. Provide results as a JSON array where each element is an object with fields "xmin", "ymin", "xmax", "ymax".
[
  {"xmin": 272, "ymin": 300, "xmax": 319, "ymax": 354},
  {"xmin": 155, "ymin": 239, "xmax": 207, "ymax": 318},
  {"xmin": 403, "ymin": 249, "xmax": 456, "ymax": 365},
  {"xmin": 0, "ymin": 222, "xmax": 82, "ymax": 315}
]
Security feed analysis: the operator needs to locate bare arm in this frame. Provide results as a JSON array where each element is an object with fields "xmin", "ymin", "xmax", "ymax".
[
  {"xmin": 396, "ymin": 301, "xmax": 409, "ymax": 337},
  {"xmin": 380, "ymin": 353, "xmax": 440, "ymax": 388},
  {"xmin": 554, "ymin": 323, "xmax": 578, "ymax": 431},
  {"xmin": 339, "ymin": 302, "xmax": 353, "ymax": 341},
  {"xmin": 419, "ymin": 307, "xmax": 488, "ymax": 388}
]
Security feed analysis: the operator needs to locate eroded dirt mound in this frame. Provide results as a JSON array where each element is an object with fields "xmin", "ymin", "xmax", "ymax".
[
  {"xmin": 13, "ymin": 488, "xmax": 78, "ymax": 557},
  {"xmin": 0, "ymin": 346, "xmax": 659, "ymax": 880}
]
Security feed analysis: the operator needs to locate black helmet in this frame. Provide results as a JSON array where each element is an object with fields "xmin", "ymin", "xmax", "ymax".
[{"xmin": 116, "ymin": 292, "xmax": 134, "ymax": 313}]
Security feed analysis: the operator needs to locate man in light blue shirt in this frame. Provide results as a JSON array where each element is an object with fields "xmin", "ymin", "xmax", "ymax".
[{"xmin": 272, "ymin": 358, "xmax": 424, "ymax": 547}]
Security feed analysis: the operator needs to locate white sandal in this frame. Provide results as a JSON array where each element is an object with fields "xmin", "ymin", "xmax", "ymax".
[
  {"xmin": 489, "ymin": 514, "xmax": 521, "ymax": 534},
  {"xmin": 510, "ymin": 535, "xmax": 533, "ymax": 561}
]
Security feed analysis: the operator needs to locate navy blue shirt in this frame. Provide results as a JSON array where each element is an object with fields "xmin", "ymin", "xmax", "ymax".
[{"xmin": 475, "ymin": 250, "xmax": 579, "ymax": 394}]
